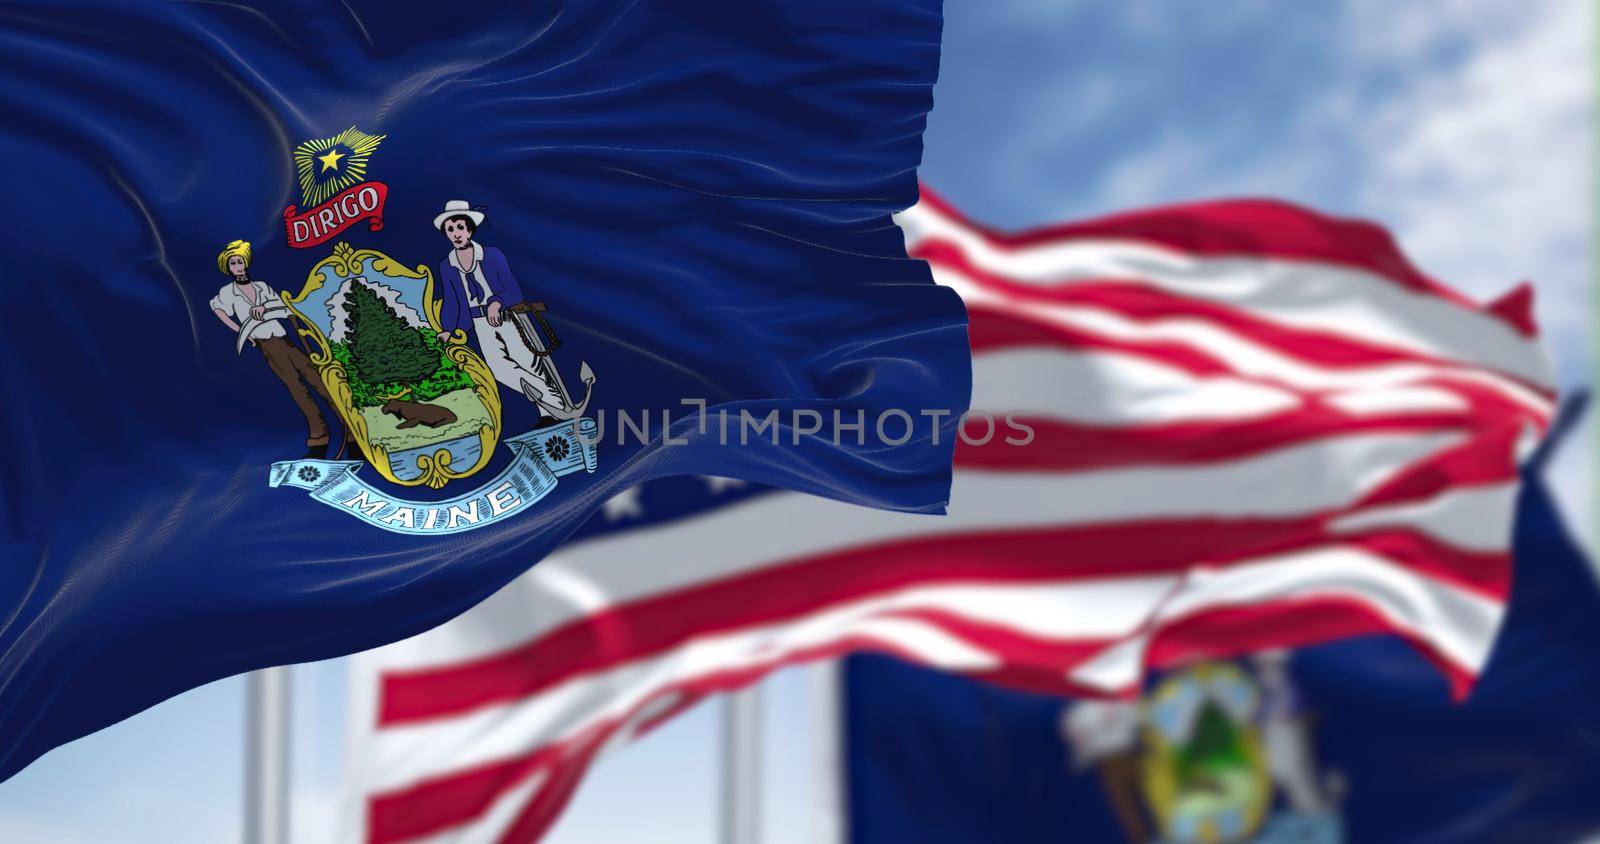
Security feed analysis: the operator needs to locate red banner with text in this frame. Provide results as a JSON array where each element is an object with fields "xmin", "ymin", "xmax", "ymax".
[{"xmin": 284, "ymin": 181, "xmax": 388, "ymax": 248}]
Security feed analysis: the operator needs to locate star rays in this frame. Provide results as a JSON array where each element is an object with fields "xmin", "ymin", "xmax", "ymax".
[{"xmin": 293, "ymin": 126, "xmax": 386, "ymax": 207}]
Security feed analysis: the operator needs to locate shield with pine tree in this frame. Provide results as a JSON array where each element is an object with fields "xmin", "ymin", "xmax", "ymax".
[{"xmin": 292, "ymin": 244, "xmax": 501, "ymax": 488}]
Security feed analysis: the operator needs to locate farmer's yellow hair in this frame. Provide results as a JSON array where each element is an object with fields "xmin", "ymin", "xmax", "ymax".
[{"xmin": 216, "ymin": 239, "xmax": 252, "ymax": 275}]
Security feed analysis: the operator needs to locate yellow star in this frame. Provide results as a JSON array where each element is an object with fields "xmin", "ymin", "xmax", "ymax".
[{"xmin": 317, "ymin": 148, "xmax": 345, "ymax": 172}]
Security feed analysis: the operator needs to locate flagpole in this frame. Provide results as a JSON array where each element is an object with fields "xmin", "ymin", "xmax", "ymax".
[
  {"xmin": 720, "ymin": 685, "xmax": 763, "ymax": 844},
  {"xmin": 244, "ymin": 667, "xmax": 292, "ymax": 844},
  {"xmin": 809, "ymin": 660, "xmax": 845, "ymax": 844},
  {"xmin": 1592, "ymin": 0, "xmax": 1600, "ymax": 557}
]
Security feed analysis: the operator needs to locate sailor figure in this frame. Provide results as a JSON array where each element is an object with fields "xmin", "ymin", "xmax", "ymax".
[{"xmin": 431, "ymin": 200, "xmax": 565, "ymax": 414}]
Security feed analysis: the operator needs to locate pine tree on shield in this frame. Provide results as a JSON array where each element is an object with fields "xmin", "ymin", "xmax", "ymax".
[{"xmin": 344, "ymin": 281, "xmax": 436, "ymax": 386}]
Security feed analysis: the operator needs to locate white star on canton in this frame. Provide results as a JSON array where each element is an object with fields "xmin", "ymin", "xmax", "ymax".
[
  {"xmin": 700, "ymin": 476, "xmax": 747, "ymax": 494},
  {"xmin": 602, "ymin": 486, "xmax": 645, "ymax": 521}
]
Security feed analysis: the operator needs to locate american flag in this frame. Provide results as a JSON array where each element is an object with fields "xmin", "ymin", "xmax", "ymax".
[{"xmin": 340, "ymin": 189, "xmax": 1554, "ymax": 843}]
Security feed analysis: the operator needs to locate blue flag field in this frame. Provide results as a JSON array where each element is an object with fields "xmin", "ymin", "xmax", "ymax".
[{"xmin": 0, "ymin": 0, "xmax": 966, "ymax": 779}]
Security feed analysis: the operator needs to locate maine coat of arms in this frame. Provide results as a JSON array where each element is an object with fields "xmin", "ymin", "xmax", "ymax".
[
  {"xmin": 211, "ymin": 126, "xmax": 599, "ymax": 535},
  {"xmin": 1061, "ymin": 658, "xmax": 1342, "ymax": 844}
]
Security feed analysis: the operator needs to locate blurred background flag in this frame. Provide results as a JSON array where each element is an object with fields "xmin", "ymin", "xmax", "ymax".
[
  {"xmin": 841, "ymin": 398, "xmax": 1596, "ymax": 844},
  {"xmin": 0, "ymin": 0, "xmax": 966, "ymax": 782},
  {"xmin": 340, "ymin": 189, "xmax": 1553, "ymax": 842}
]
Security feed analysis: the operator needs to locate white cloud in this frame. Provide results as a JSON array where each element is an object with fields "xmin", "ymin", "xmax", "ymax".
[
  {"xmin": 1090, "ymin": 121, "xmax": 1332, "ymax": 214},
  {"xmin": 1349, "ymin": 1, "xmax": 1590, "ymax": 348}
]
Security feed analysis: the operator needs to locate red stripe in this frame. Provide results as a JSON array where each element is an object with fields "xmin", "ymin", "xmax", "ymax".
[
  {"xmin": 368, "ymin": 589, "xmax": 1484, "ymax": 842},
  {"xmin": 379, "ymin": 513, "xmax": 1507, "ymax": 726},
  {"xmin": 959, "ymin": 383, "xmax": 1540, "ymax": 478},
  {"xmin": 367, "ymin": 740, "xmax": 554, "ymax": 843},
  {"xmin": 932, "ymin": 244, "xmax": 1554, "ymax": 398},
  {"xmin": 492, "ymin": 732, "xmax": 604, "ymax": 844},
  {"xmin": 487, "ymin": 634, "xmax": 938, "ymax": 844},
  {"xmin": 369, "ymin": 635, "xmax": 935, "ymax": 843},
  {"xmin": 1354, "ymin": 423, "xmax": 1524, "ymax": 509},
  {"xmin": 965, "ymin": 303, "xmax": 1553, "ymax": 433},
  {"xmin": 966, "ymin": 301, "xmax": 1237, "ymax": 377},
  {"xmin": 844, "ymin": 533, "xmax": 1516, "ymax": 664},
  {"xmin": 1138, "ymin": 593, "xmax": 1477, "ymax": 699},
  {"xmin": 871, "ymin": 590, "xmax": 1482, "ymax": 701},
  {"xmin": 914, "ymin": 185, "xmax": 1536, "ymax": 337}
]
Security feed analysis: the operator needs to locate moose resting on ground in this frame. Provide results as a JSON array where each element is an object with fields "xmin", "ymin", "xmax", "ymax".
[{"xmin": 381, "ymin": 398, "xmax": 458, "ymax": 429}]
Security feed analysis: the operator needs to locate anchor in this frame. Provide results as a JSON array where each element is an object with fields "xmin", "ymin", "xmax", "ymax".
[{"xmin": 505, "ymin": 301, "xmax": 596, "ymax": 421}]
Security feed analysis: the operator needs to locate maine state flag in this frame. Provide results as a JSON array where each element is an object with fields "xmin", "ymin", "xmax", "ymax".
[
  {"xmin": 0, "ymin": 0, "xmax": 965, "ymax": 779},
  {"xmin": 843, "ymin": 405, "xmax": 1599, "ymax": 844}
]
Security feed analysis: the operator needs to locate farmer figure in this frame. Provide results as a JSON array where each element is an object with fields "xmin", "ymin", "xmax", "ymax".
[
  {"xmin": 432, "ymin": 200, "xmax": 559, "ymax": 411},
  {"xmin": 209, "ymin": 239, "xmax": 340, "ymax": 459}
]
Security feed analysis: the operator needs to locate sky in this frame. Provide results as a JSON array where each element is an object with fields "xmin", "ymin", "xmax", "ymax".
[{"xmin": 0, "ymin": 2, "xmax": 1590, "ymax": 842}]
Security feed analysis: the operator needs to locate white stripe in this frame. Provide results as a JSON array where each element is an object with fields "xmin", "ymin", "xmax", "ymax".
[
  {"xmin": 1066, "ymin": 545, "xmax": 1503, "ymax": 691},
  {"xmin": 943, "ymin": 266, "xmax": 1554, "ymax": 419},
  {"xmin": 362, "ymin": 582, "xmax": 1049, "ymax": 792},
  {"xmin": 379, "ymin": 687, "xmax": 697, "ymax": 844},
  {"xmin": 1328, "ymin": 483, "xmax": 1519, "ymax": 553},
  {"xmin": 1322, "ymin": 385, "xmax": 1469, "ymax": 416},
  {"xmin": 897, "ymin": 201, "xmax": 1553, "ymax": 389},
  {"xmin": 358, "ymin": 547, "xmax": 1492, "ymax": 800},
  {"xmin": 973, "ymin": 347, "xmax": 1303, "ymax": 423},
  {"xmin": 360, "ymin": 576, "xmax": 1178, "ymax": 793},
  {"xmin": 367, "ymin": 429, "xmax": 1464, "ymax": 670},
  {"xmin": 901, "ymin": 577, "xmax": 1177, "ymax": 640}
]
